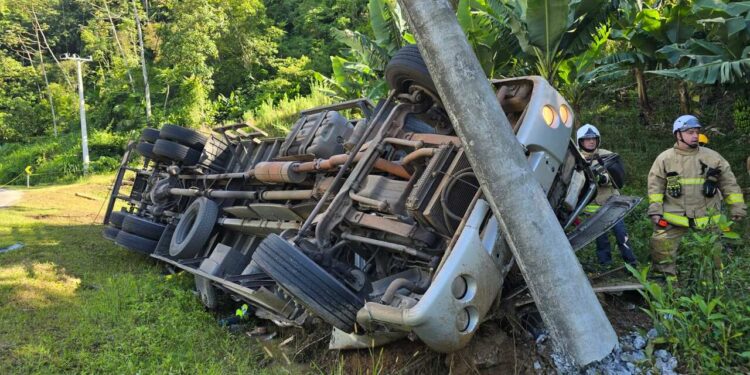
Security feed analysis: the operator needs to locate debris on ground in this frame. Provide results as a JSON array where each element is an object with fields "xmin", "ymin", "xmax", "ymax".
[
  {"xmin": 0, "ymin": 242, "xmax": 24, "ymax": 254},
  {"xmin": 534, "ymin": 329, "xmax": 678, "ymax": 375}
]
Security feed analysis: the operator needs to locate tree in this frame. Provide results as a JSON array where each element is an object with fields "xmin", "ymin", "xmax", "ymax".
[
  {"xmin": 607, "ymin": 0, "xmax": 699, "ymax": 117},
  {"xmin": 471, "ymin": 0, "xmax": 613, "ymax": 84},
  {"xmin": 315, "ymin": 0, "xmax": 410, "ymax": 100},
  {"xmin": 557, "ymin": 25, "xmax": 625, "ymax": 124},
  {"xmin": 648, "ymin": 0, "xmax": 750, "ymax": 87}
]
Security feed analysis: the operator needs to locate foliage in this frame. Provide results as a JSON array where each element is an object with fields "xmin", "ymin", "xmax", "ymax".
[
  {"xmin": 470, "ymin": 0, "xmax": 613, "ymax": 84},
  {"xmin": 245, "ymin": 82, "xmax": 335, "ymax": 136},
  {"xmin": 733, "ymin": 97, "xmax": 750, "ymax": 136},
  {"xmin": 315, "ymin": 0, "xmax": 410, "ymax": 100},
  {"xmin": 628, "ymin": 219, "xmax": 750, "ymax": 373},
  {"xmin": 0, "ymin": 130, "xmax": 130, "ymax": 185},
  {"xmin": 557, "ymin": 25, "xmax": 626, "ymax": 117},
  {"xmin": 647, "ymin": 0, "xmax": 750, "ymax": 85}
]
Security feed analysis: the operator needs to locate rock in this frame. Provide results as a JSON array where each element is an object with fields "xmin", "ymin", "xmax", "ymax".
[
  {"xmin": 632, "ymin": 334, "xmax": 646, "ymax": 350},
  {"xmin": 654, "ymin": 349, "xmax": 670, "ymax": 360},
  {"xmin": 447, "ymin": 322, "xmax": 516, "ymax": 374}
]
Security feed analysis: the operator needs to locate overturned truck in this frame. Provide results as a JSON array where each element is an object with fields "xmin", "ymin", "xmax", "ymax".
[{"xmin": 103, "ymin": 45, "xmax": 639, "ymax": 353}]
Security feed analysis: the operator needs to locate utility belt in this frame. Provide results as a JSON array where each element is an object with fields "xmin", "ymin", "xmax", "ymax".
[{"xmin": 662, "ymin": 212, "xmax": 722, "ymax": 229}]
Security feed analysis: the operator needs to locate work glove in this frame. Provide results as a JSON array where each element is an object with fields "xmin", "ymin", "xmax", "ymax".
[
  {"xmin": 702, "ymin": 167, "xmax": 720, "ymax": 198},
  {"xmin": 665, "ymin": 172, "xmax": 681, "ymax": 198}
]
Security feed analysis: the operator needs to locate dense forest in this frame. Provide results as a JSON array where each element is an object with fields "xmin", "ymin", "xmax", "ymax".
[
  {"xmin": 1, "ymin": 1, "xmax": 749, "ymax": 372},
  {"xmin": 2, "ymin": 1, "xmax": 749, "ymax": 155},
  {"xmin": 0, "ymin": 0, "xmax": 748, "ymax": 180}
]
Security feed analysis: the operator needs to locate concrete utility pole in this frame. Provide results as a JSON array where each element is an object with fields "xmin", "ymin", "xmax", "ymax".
[
  {"xmin": 61, "ymin": 53, "xmax": 93, "ymax": 175},
  {"xmin": 397, "ymin": 0, "xmax": 617, "ymax": 367},
  {"xmin": 132, "ymin": 0, "xmax": 152, "ymax": 121}
]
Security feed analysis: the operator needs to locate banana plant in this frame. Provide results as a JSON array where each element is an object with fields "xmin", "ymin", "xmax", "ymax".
[
  {"xmin": 470, "ymin": 0, "xmax": 613, "ymax": 84},
  {"xmin": 648, "ymin": 0, "xmax": 750, "ymax": 86},
  {"xmin": 314, "ymin": 0, "xmax": 412, "ymax": 100},
  {"xmin": 456, "ymin": 0, "xmax": 522, "ymax": 78},
  {"xmin": 607, "ymin": 0, "xmax": 697, "ymax": 116},
  {"xmin": 557, "ymin": 25, "xmax": 626, "ymax": 124}
]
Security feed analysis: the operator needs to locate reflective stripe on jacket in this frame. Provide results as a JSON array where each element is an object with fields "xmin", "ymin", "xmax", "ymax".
[{"xmin": 647, "ymin": 144, "xmax": 746, "ymax": 221}]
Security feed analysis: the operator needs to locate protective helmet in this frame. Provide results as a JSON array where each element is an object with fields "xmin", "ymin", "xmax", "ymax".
[
  {"xmin": 672, "ymin": 115, "xmax": 701, "ymax": 134},
  {"xmin": 698, "ymin": 133, "xmax": 709, "ymax": 146},
  {"xmin": 576, "ymin": 124, "xmax": 601, "ymax": 151}
]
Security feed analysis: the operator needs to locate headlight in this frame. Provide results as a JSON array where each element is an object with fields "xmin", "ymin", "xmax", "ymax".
[
  {"xmin": 560, "ymin": 104, "xmax": 572, "ymax": 128},
  {"xmin": 542, "ymin": 105, "xmax": 557, "ymax": 128}
]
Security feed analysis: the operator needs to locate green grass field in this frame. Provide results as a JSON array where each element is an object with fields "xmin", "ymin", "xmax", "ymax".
[{"xmin": 0, "ymin": 176, "xmax": 274, "ymax": 374}]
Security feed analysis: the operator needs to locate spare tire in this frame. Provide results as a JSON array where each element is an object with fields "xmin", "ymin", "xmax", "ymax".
[
  {"xmin": 160, "ymin": 124, "xmax": 207, "ymax": 150},
  {"xmin": 122, "ymin": 215, "xmax": 166, "ymax": 241},
  {"xmin": 153, "ymin": 139, "xmax": 201, "ymax": 166},
  {"xmin": 385, "ymin": 44, "xmax": 437, "ymax": 98},
  {"xmin": 141, "ymin": 127, "xmax": 160, "ymax": 143},
  {"xmin": 115, "ymin": 230, "xmax": 157, "ymax": 255},
  {"xmin": 252, "ymin": 234, "xmax": 363, "ymax": 332},
  {"xmin": 169, "ymin": 197, "xmax": 219, "ymax": 259}
]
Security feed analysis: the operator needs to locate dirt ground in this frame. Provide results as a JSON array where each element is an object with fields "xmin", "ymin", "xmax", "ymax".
[{"xmin": 245, "ymin": 287, "xmax": 651, "ymax": 374}]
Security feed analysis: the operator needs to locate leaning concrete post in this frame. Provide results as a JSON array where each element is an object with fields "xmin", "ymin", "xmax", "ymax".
[{"xmin": 397, "ymin": 0, "xmax": 617, "ymax": 366}]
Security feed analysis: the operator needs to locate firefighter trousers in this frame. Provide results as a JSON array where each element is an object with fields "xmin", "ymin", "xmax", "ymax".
[{"xmin": 650, "ymin": 225, "xmax": 689, "ymax": 275}]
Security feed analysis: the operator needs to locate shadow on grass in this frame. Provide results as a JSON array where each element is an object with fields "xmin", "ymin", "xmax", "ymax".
[{"xmin": 0, "ymin": 222, "xmax": 267, "ymax": 374}]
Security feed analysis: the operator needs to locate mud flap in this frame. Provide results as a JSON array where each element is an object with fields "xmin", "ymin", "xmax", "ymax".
[{"xmin": 567, "ymin": 195, "xmax": 642, "ymax": 251}]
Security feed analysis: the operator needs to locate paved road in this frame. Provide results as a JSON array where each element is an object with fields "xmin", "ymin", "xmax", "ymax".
[{"xmin": 0, "ymin": 188, "xmax": 22, "ymax": 208}]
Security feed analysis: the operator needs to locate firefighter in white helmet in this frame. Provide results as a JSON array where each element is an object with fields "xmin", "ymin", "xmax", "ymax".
[
  {"xmin": 647, "ymin": 115, "xmax": 746, "ymax": 275},
  {"xmin": 577, "ymin": 124, "xmax": 637, "ymax": 266}
]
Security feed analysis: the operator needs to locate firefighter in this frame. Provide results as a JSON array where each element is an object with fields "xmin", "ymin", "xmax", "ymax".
[
  {"xmin": 647, "ymin": 115, "xmax": 747, "ymax": 275},
  {"xmin": 577, "ymin": 124, "xmax": 637, "ymax": 266}
]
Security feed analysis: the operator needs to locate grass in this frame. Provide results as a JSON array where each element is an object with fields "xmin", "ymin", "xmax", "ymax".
[
  {"xmin": 0, "ymin": 175, "xmax": 273, "ymax": 374},
  {"xmin": 0, "ymin": 131, "xmax": 132, "ymax": 186}
]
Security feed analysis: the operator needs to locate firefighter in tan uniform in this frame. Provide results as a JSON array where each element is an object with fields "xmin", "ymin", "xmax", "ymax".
[
  {"xmin": 577, "ymin": 124, "xmax": 637, "ymax": 266},
  {"xmin": 647, "ymin": 115, "xmax": 747, "ymax": 275}
]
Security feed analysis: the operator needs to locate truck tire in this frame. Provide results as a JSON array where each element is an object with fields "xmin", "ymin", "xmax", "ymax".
[
  {"xmin": 115, "ymin": 230, "xmax": 157, "ymax": 254},
  {"xmin": 136, "ymin": 141, "xmax": 159, "ymax": 161},
  {"xmin": 102, "ymin": 225, "xmax": 120, "ymax": 241},
  {"xmin": 153, "ymin": 139, "xmax": 201, "ymax": 166},
  {"xmin": 141, "ymin": 127, "xmax": 160, "ymax": 143},
  {"xmin": 109, "ymin": 210, "xmax": 129, "ymax": 229},
  {"xmin": 169, "ymin": 197, "xmax": 218, "ymax": 259},
  {"xmin": 122, "ymin": 215, "xmax": 166, "ymax": 241},
  {"xmin": 159, "ymin": 124, "xmax": 207, "ymax": 150},
  {"xmin": 385, "ymin": 44, "xmax": 437, "ymax": 98},
  {"xmin": 252, "ymin": 234, "xmax": 363, "ymax": 332}
]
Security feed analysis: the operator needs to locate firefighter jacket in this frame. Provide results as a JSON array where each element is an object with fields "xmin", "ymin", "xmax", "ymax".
[
  {"xmin": 647, "ymin": 144, "xmax": 746, "ymax": 228},
  {"xmin": 581, "ymin": 148, "xmax": 620, "ymax": 210}
]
